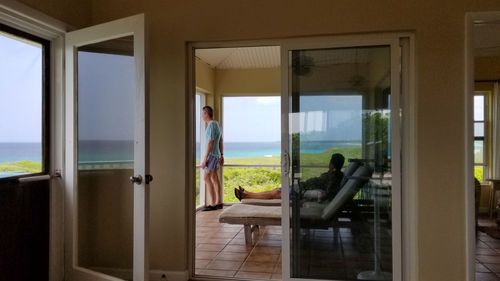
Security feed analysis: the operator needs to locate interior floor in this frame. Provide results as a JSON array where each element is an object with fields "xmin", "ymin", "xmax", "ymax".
[
  {"xmin": 195, "ymin": 207, "xmax": 282, "ymax": 279},
  {"xmin": 477, "ymin": 215, "xmax": 500, "ymax": 281}
]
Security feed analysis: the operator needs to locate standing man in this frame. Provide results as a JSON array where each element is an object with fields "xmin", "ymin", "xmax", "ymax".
[{"xmin": 201, "ymin": 105, "xmax": 224, "ymax": 211}]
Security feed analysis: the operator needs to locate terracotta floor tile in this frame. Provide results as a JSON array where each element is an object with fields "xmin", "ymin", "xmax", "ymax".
[
  {"xmin": 195, "ymin": 259, "xmax": 211, "ymax": 269},
  {"xmin": 196, "ymin": 250, "xmax": 219, "ymax": 259},
  {"xmin": 203, "ymin": 237, "xmax": 232, "ymax": 244},
  {"xmin": 486, "ymin": 241, "xmax": 500, "ymax": 249},
  {"xmin": 476, "ymin": 272, "xmax": 500, "ymax": 281},
  {"xmin": 486, "ymin": 263, "xmax": 500, "ymax": 273},
  {"xmin": 196, "ymin": 269, "xmax": 237, "ymax": 277},
  {"xmin": 477, "ymin": 263, "xmax": 491, "ymax": 273},
  {"xmin": 214, "ymin": 251, "xmax": 249, "ymax": 261},
  {"xmin": 252, "ymin": 246, "xmax": 281, "ymax": 255},
  {"xmin": 206, "ymin": 260, "xmax": 243, "ymax": 270},
  {"xmin": 196, "ymin": 243, "xmax": 226, "ymax": 252},
  {"xmin": 478, "ymin": 255, "xmax": 500, "ymax": 264},
  {"xmin": 257, "ymin": 240, "xmax": 282, "ymax": 247},
  {"xmin": 246, "ymin": 253, "xmax": 280, "ymax": 262},
  {"xmin": 479, "ymin": 248, "xmax": 500, "ymax": 256},
  {"xmin": 240, "ymin": 261, "xmax": 277, "ymax": 273},
  {"xmin": 211, "ymin": 232, "xmax": 239, "ymax": 239},
  {"xmin": 235, "ymin": 271, "xmax": 272, "ymax": 279},
  {"xmin": 222, "ymin": 244, "xmax": 253, "ymax": 253}
]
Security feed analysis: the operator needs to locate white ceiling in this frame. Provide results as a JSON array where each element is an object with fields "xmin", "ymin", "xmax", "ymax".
[{"xmin": 195, "ymin": 46, "xmax": 280, "ymax": 70}]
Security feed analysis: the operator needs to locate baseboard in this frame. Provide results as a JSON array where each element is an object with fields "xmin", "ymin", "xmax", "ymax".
[
  {"xmin": 151, "ymin": 270, "xmax": 188, "ymax": 281},
  {"xmin": 89, "ymin": 267, "xmax": 188, "ymax": 281}
]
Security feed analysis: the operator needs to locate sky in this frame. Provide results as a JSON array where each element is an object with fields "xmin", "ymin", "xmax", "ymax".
[
  {"xmin": 196, "ymin": 95, "xmax": 363, "ymax": 143},
  {"xmin": 78, "ymin": 51, "xmax": 135, "ymax": 141},
  {"xmin": 1, "ymin": 30, "xmax": 363, "ymax": 144},
  {"xmin": 0, "ymin": 32, "xmax": 42, "ymax": 143}
]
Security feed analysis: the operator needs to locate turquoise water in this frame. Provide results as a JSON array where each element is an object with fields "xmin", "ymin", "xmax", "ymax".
[{"xmin": 1, "ymin": 141, "xmax": 361, "ymax": 163}]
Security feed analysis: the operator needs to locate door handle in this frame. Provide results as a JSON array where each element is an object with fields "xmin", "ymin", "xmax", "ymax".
[
  {"xmin": 283, "ymin": 152, "xmax": 289, "ymax": 175},
  {"xmin": 129, "ymin": 175, "xmax": 143, "ymax": 184}
]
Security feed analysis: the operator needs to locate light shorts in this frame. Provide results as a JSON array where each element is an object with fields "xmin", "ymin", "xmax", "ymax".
[{"xmin": 204, "ymin": 154, "xmax": 220, "ymax": 171}]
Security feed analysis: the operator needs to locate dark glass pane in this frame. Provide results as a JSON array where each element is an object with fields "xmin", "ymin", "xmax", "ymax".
[{"xmin": 289, "ymin": 46, "xmax": 393, "ymax": 280}]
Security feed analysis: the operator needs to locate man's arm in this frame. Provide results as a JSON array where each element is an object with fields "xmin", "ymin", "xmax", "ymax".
[
  {"xmin": 219, "ymin": 137, "xmax": 224, "ymax": 165},
  {"xmin": 201, "ymin": 139, "xmax": 214, "ymax": 168}
]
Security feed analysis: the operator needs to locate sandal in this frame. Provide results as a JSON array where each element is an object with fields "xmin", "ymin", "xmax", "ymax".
[
  {"xmin": 234, "ymin": 188, "xmax": 242, "ymax": 201},
  {"xmin": 238, "ymin": 185, "xmax": 245, "ymax": 193}
]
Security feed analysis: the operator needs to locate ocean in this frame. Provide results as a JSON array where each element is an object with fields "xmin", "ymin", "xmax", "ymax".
[{"xmin": 0, "ymin": 140, "xmax": 362, "ymax": 163}]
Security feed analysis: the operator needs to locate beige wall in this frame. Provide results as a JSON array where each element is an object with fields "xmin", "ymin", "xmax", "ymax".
[
  {"xmin": 17, "ymin": 0, "xmax": 91, "ymax": 28},
  {"xmin": 87, "ymin": 1, "xmax": 500, "ymax": 279},
  {"xmin": 215, "ymin": 67, "xmax": 280, "ymax": 96},
  {"xmin": 476, "ymin": 56, "xmax": 500, "ymax": 81},
  {"xmin": 195, "ymin": 58, "xmax": 215, "ymax": 95},
  {"xmin": 17, "ymin": 0, "xmax": 500, "ymax": 280}
]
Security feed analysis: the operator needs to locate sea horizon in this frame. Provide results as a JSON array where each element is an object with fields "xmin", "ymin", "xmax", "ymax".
[{"xmin": 1, "ymin": 140, "xmax": 363, "ymax": 163}]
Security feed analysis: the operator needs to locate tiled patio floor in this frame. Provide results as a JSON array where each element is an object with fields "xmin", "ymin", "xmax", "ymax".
[
  {"xmin": 477, "ymin": 216, "xmax": 500, "ymax": 281},
  {"xmin": 195, "ymin": 206, "xmax": 282, "ymax": 280}
]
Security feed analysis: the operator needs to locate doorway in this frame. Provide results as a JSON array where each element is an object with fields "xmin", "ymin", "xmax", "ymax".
[
  {"xmin": 467, "ymin": 12, "xmax": 500, "ymax": 281},
  {"xmin": 189, "ymin": 34, "xmax": 413, "ymax": 281},
  {"xmin": 192, "ymin": 45, "xmax": 283, "ymax": 280}
]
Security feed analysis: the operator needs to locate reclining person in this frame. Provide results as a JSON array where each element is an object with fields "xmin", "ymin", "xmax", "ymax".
[{"xmin": 234, "ymin": 153, "xmax": 345, "ymax": 201}]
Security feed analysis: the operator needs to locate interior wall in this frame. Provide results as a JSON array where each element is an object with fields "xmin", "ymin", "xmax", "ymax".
[
  {"xmin": 17, "ymin": 0, "xmax": 91, "ymax": 28},
  {"xmin": 215, "ymin": 67, "xmax": 280, "ymax": 96},
  {"xmin": 85, "ymin": 1, "xmax": 500, "ymax": 279},
  {"xmin": 476, "ymin": 56, "xmax": 500, "ymax": 80},
  {"xmin": 22, "ymin": 0, "xmax": 500, "ymax": 280}
]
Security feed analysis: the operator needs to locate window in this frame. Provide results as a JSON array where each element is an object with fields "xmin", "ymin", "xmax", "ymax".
[
  {"xmin": 195, "ymin": 93, "xmax": 207, "ymax": 207},
  {"xmin": 222, "ymin": 96, "xmax": 281, "ymax": 202},
  {"xmin": 0, "ymin": 24, "xmax": 50, "ymax": 179},
  {"xmin": 474, "ymin": 92, "xmax": 489, "ymax": 182}
]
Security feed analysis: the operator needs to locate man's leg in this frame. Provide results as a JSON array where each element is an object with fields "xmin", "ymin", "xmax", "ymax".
[
  {"xmin": 210, "ymin": 171, "xmax": 222, "ymax": 205},
  {"xmin": 204, "ymin": 170, "xmax": 215, "ymax": 206},
  {"xmin": 242, "ymin": 188, "xmax": 281, "ymax": 199}
]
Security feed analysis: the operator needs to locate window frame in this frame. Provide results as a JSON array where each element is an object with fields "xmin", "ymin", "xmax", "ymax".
[
  {"xmin": 0, "ymin": 22, "xmax": 51, "ymax": 181},
  {"xmin": 473, "ymin": 91, "xmax": 490, "ymax": 182}
]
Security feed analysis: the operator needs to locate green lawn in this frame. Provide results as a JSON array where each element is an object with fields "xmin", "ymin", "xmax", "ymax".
[
  {"xmin": 0, "ymin": 160, "xmax": 41, "ymax": 173},
  {"xmin": 219, "ymin": 146, "xmax": 362, "ymax": 203}
]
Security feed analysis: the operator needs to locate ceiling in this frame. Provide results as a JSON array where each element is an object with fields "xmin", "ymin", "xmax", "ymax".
[
  {"xmin": 474, "ymin": 21, "xmax": 500, "ymax": 57},
  {"xmin": 195, "ymin": 46, "xmax": 280, "ymax": 70}
]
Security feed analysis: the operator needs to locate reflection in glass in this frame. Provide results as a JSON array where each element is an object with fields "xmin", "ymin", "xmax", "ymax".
[
  {"xmin": 289, "ymin": 46, "xmax": 393, "ymax": 280},
  {"xmin": 77, "ymin": 36, "xmax": 135, "ymax": 280}
]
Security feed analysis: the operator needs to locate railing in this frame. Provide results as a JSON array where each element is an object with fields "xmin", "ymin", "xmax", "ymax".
[{"xmin": 78, "ymin": 160, "xmax": 134, "ymax": 170}]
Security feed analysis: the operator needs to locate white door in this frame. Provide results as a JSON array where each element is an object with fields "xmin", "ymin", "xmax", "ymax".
[
  {"xmin": 280, "ymin": 36, "xmax": 402, "ymax": 281},
  {"xmin": 64, "ymin": 14, "xmax": 149, "ymax": 281}
]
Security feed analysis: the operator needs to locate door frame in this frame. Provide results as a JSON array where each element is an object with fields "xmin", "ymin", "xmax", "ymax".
[
  {"xmin": 64, "ymin": 14, "xmax": 149, "ymax": 281},
  {"xmin": 0, "ymin": 2, "xmax": 67, "ymax": 281},
  {"xmin": 187, "ymin": 32, "xmax": 416, "ymax": 281}
]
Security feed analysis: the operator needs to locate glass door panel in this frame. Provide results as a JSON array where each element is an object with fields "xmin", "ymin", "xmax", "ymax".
[
  {"xmin": 65, "ymin": 14, "xmax": 148, "ymax": 281},
  {"xmin": 76, "ymin": 36, "xmax": 135, "ymax": 280},
  {"xmin": 286, "ymin": 45, "xmax": 396, "ymax": 280}
]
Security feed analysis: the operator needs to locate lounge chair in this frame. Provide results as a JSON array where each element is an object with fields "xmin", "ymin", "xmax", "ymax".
[
  {"xmin": 239, "ymin": 161, "xmax": 361, "ymax": 206},
  {"xmin": 219, "ymin": 165, "xmax": 373, "ymax": 245}
]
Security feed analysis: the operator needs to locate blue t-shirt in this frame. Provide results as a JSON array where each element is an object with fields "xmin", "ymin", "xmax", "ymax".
[{"xmin": 205, "ymin": 120, "xmax": 222, "ymax": 158}]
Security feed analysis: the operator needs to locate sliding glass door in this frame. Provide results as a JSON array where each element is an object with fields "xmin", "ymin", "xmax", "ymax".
[{"xmin": 281, "ymin": 38, "xmax": 402, "ymax": 281}]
